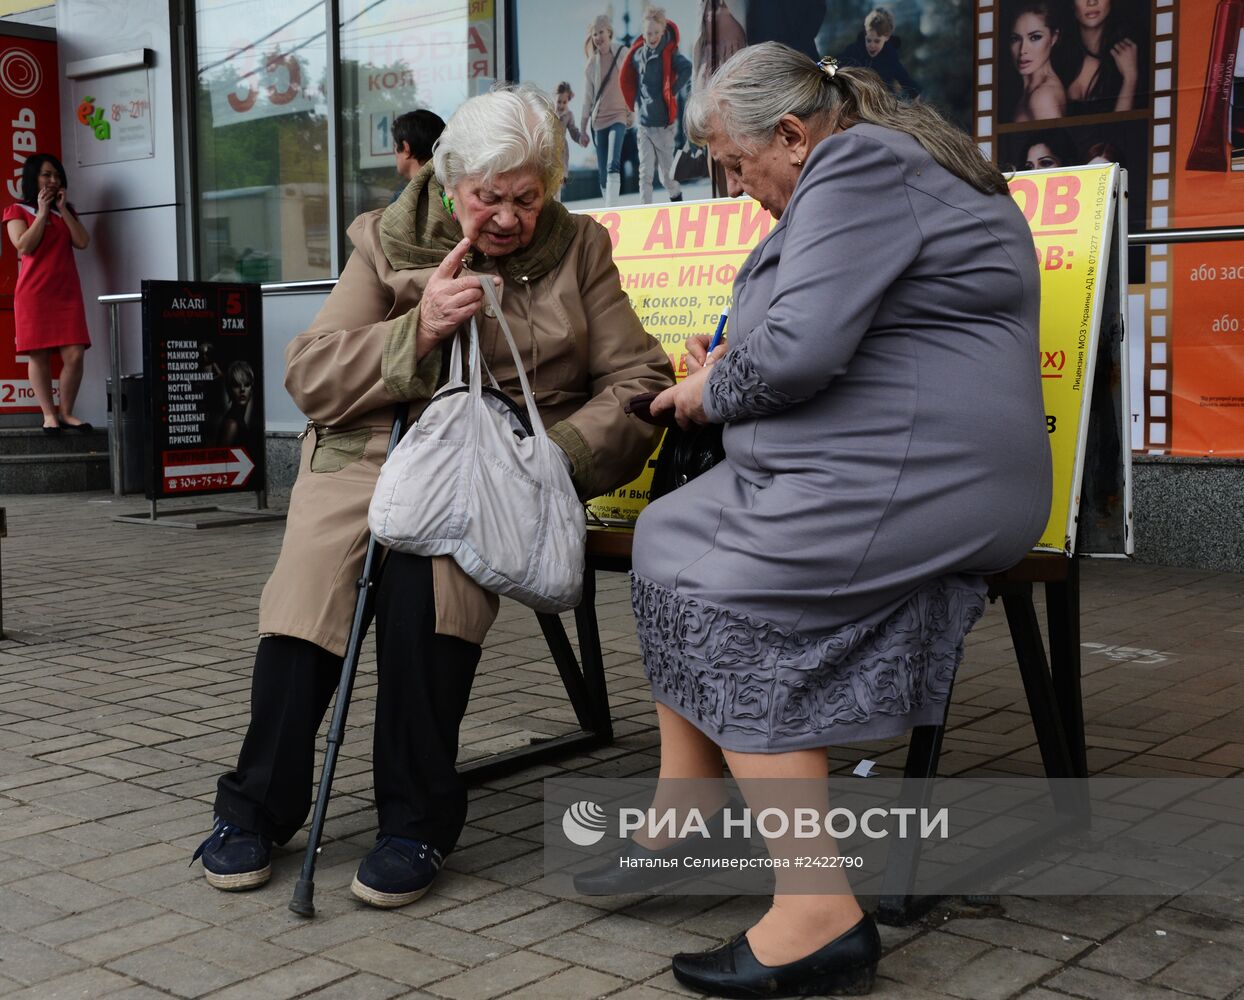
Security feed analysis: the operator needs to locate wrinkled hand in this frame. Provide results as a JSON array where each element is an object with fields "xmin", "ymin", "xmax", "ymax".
[
  {"xmin": 1111, "ymin": 37, "xmax": 1138, "ymax": 82},
  {"xmin": 416, "ymin": 237, "xmax": 500, "ymax": 358},
  {"xmin": 683, "ymin": 333, "xmax": 728, "ymax": 374},
  {"xmin": 650, "ymin": 364, "xmax": 711, "ymax": 429}
]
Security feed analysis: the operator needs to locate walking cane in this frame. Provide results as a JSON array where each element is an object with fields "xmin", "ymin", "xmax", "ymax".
[{"xmin": 289, "ymin": 404, "xmax": 409, "ymax": 918}]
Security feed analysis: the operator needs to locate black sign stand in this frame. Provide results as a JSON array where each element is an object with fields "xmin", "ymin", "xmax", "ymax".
[{"xmin": 114, "ymin": 280, "xmax": 284, "ymax": 529}]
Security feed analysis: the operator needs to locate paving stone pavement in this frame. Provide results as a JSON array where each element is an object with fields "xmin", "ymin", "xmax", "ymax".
[{"xmin": 0, "ymin": 491, "xmax": 1242, "ymax": 999}]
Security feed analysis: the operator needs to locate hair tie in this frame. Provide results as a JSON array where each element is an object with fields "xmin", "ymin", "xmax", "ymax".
[{"xmin": 817, "ymin": 56, "xmax": 839, "ymax": 81}]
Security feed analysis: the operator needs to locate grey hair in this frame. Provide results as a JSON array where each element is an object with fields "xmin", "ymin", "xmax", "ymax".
[
  {"xmin": 686, "ymin": 42, "xmax": 1008, "ymax": 195},
  {"xmin": 433, "ymin": 84, "xmax": 564, "ymax": 197},
  {"xmin": 686, "ymin": 43, "xmax": 835, "ymax": 154}
]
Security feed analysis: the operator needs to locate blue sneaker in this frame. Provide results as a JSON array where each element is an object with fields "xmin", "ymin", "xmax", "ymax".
[
  {"xmin": 191, "ymin": 817, "xmax": 272, "ymax": 891},
  {"xmin": 351, "ymin": 836, "xmax": 443, "ymax": 908}
]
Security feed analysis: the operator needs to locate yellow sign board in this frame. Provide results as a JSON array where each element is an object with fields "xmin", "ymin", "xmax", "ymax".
[
  {"xmin": 0, "ymin": 1, "xmax": 53, "ymax": 15},
  {"xmin": 583, "ymin": 165, "xmax": 1121, "ymax": 556},
  {"xmin": 1010, "ymin": 164, "xmax": 1119, "ymax": 553},
  {"xmin": 578, "ymin": 199, "xmax": 773, "ymax": 524}
]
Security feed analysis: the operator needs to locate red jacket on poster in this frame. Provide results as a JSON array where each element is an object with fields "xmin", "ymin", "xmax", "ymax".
[{"xmin": 620, "ymin": 20, "xmax": 688, "ymax": 125}]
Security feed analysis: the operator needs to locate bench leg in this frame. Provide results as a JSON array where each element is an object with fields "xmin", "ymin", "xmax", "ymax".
[
  {"xmin": 1001, "ymin": 588, "xmax": 1076, "ymax": 780},
  {"xmin": 536, "ymin": 610, "xmax": 599, "ymax": 735},
  {"xmin": 572, "ymin": 565, "xmax": 614, "ymax": 739},
  {"xmin": 1001, "ymin": 586, "xmax": 1089, "ymax": 819},
  {"xmin": 1045, "ymin": 560, "xmax": 1086, "ymax": 778},
  {"xmin": 877, "ymin": 723, "xmax": 948, "ymax": 926},
  {"xmin": 534, "ymin": 567, "xmax": 613, "ymax": 741}
]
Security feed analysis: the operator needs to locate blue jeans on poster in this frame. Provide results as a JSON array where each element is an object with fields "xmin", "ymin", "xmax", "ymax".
[{"xmin": 593, "ymin": 122, "xmax": 626, "ymax": 192}]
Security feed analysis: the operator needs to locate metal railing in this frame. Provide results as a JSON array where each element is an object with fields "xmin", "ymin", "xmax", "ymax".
[{"xmin": 1128, "ymin": 225, "xmax": 1244, "ymax": 246}]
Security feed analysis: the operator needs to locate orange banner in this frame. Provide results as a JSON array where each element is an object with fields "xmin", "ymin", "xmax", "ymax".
[{"xmin": 1169, "ymin": 0, "xmax": 1244, "ymax": 455}]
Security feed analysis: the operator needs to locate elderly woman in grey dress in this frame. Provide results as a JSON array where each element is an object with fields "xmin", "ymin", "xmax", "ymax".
[{"xmin": 626, "ymin": 43, "xmax": 1051, "ymax": 997}]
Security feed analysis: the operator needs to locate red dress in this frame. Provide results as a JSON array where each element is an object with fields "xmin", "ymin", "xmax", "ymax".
[{"xmin": 3, "ymin": 203, "xmax": 90, "ymax": 351}]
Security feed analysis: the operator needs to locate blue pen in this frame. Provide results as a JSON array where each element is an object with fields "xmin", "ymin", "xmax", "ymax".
[{"xmin": 706, "ymin": 306, "xmax": 730, "ymax": 359}]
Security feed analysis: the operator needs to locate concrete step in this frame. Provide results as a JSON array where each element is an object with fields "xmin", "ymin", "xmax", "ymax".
[
  {"xmin": 0, "ymin": 426, "xmax": 110, "ymax": 456},
  {"xmin": 0, "ymin": 451, "xmax": 111, "ymax": 493}
]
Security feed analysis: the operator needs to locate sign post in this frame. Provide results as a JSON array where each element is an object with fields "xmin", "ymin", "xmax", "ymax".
[{"xmin": 113, "ymin": 279, "xmax": 283, "ymax": 528}]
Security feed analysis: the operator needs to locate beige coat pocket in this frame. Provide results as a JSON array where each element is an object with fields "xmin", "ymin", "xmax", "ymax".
[{"xmin": 310, "ymin": 427, "xmax": 371, "ymax": 473}]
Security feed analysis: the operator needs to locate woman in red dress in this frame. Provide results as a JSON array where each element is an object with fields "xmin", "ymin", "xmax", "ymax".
[{"xmin": 4, "ymin": 153, "xmax": 91, "ymax": 433}]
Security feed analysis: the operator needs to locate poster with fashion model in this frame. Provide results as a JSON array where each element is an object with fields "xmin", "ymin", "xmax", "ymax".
[
  {"xmin": 989, "ymin": 0, "xmax": 1152, "ymax": 283},
  {"xmin": 996, "ymin": 0, "xmax": 1150, "ymax": 125}
]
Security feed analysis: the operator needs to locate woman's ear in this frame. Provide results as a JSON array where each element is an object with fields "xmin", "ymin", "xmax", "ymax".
[{"xmin": 775, "ymin": 114, "xmax": 810, "ymax": 163}]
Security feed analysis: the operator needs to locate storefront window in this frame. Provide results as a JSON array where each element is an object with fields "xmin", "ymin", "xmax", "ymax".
[
  {"xmin": 338, "ymin": 0, "xmax": 496, "ymax": 239},
  {"xmin": 195, "ymin": 0, "xmax": 332, "ymax": 282}
]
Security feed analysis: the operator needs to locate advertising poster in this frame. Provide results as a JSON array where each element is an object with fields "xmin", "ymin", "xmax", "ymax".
[
  {"xmin": 1010, "ymin": 164, "xmax": 1119, "ymax": 553},
  {"xmin": 0, "ymin": 34, "xmax": 61, "ymax": 415},
  {"xmin": 141, "ymin": 280, "xmax": 265, "ymax": 499},
  {"xmin": 1167, "ymin": 0, "xmax": 1244, "ymax": 456},
  {"xmin": 207, "ymin": 51, "xmax": 320, "ymax": 129},
  {"xmin": 582, "ymin": 198, "xmax": 773, "ymax": 524},
  {"xmin": 587, "ymin": 172, "xmax": 1121, "ymax": 555},
  {"xmin": 514, "ymin": 0, "xmax": 974, "ymax": 206},
  {"xmin": 72, "ymin": 69, "xmax": 154, "ymax": 166},
  {"xmin": 982, "ymin": 0, "xmax": 1150, "ymax": 279},
  {"xmin": 976, "ymin": 0, "xmax": 1243, "ymax": 457}
]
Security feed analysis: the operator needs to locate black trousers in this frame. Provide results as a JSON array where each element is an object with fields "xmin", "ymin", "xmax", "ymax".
[{"xmin": 214, "ymin": 552, "xmax": 482, "ymax": 854}]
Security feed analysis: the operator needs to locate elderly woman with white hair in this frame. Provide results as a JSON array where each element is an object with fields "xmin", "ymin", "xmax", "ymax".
[
  {"xmin": 193, "ymin": 86, "xmax": 673, "ymax": 908},
  {"xmin": 616, "ymin": 42, "xmax": 1050, "ymax": 997}
]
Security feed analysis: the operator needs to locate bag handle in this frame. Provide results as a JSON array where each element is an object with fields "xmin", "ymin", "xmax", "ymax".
[
  {"xmin": 447, "ymin": 321, "xmax": 500, "ymax": 392},
  {"xmin": 475, "ymin": 275, "xmax": 547, "ymax": 436}
]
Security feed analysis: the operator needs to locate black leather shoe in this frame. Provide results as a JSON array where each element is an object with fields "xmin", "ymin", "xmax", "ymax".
[
  {"xmin": 671, "ymin": 914, "xmax": 881, "ymax": 998},
  {"xmin": 572, "ymin": 811, "xmax": 751, "ymax": 896}
]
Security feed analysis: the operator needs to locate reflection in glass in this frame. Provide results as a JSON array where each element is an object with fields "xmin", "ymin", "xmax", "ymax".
[
  {"xmin": 338, "ymin": 0, "xmax": 495, "ymax": 240},
  {"xmin": 195, "ymin": 0, "xmax": 331, "ymax": 281}
]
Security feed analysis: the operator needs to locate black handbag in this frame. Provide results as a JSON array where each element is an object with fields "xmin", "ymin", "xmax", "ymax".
[
  {"xmin": 671, "ymin": 145, "xmax": 709, "ymax": 183},
  {"xmin": 625, "ymin": 392, "xmax": 725, "ymax": 501},
  {"xmin": 649, "ymin": 424, "xmax": 724, "ymax": 500}
]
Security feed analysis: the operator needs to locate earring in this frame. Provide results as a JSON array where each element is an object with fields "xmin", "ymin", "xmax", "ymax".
[{"xmin": 795, "ymin": 157, "xmax": 804, "ymax": 166}]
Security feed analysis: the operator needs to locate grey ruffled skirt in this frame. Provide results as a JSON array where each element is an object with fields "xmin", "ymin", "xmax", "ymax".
[{"xmin": 631, "ymin": 573, "xmax": 987, "ymax": 753}]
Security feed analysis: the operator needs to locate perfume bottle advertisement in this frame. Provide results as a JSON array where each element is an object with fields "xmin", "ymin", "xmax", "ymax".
[{"xmin": 1170, "ymin": 0, "xmax": 1244, "ymax": 455}]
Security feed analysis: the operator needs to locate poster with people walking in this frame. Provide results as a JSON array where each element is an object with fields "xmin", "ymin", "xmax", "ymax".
[{"xmin": 511, "ymin": 0, "xmax": 974, "ymax": 207}]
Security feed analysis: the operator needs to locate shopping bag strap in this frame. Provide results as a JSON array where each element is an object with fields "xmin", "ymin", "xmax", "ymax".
[
  {"xmin": 477, "ymin": 275, "xmax": 546, "ymax": 436},
  {"xmin": 446, "ymin": 321, "xmax": 500, "ymax": 392}
]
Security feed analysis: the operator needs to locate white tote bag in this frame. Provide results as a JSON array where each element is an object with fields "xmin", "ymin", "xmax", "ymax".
[{"xmin": 367, "ymin": 276, "xmax": 586, "ymax": 613}]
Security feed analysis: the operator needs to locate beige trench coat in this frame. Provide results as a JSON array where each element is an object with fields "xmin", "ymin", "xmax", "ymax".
[{"xmin": 259, "ymin": 206, "xmax": 673, "ymax": 656}]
